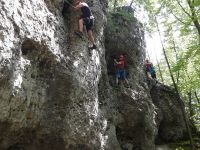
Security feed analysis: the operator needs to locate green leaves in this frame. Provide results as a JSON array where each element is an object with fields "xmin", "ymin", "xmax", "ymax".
[
  {"xmin": 193, "ymin": 0, "xmax": 200, "ymax": 7},
  {"xmin": 132, "ymin": 0, "xmax": 200, "ymax": 131}
]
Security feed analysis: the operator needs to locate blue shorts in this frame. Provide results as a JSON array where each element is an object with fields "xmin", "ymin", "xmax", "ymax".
[{"xmin": 116, "ymin": 69, "xmax": 126, "ymax": 79}]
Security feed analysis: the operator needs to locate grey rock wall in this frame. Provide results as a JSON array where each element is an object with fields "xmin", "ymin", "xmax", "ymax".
[
  {"xmin": 0, "ymin": 0, "xmax": 108, "ymax": 149},
  {"xmin": 149, "ymin": 82, "xmax": 186, "ymax": 142},
  {"xmin": 104, "ymin": 12, "xmax": 157, "ymax": 150}
]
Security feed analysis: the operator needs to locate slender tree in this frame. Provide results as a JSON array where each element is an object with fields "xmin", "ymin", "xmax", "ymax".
[
  {"xmin": 129, "ymin": 0, "xmax": 134, "ymax": 7},
  {"xmin": 186, "ymin": 0, "xmax": 200, "ymax": 40},
  {"xmin": 188, "ymin": 92, "xmax": 194, "ymax": 121},
  {"xmin": 171, "ymin": 33, "xmax": 180, "ymax": 84},
  {"xmin": 175, "ymin": 0, "xmax": 200, "ymax": 42},
  {"xmin": 113, "ymin": 0, "xmax": 118, "ymax": 12},
  {"xmin": 194, "ymin": 91, "xmax": 200, "ymax": 104},
  {"xmin": 155, "ymin": 50, "xmax": 164, "ymax": 83},
  {"xmin": 155, "ymin": 16, "xmax": 195, "ymax": 150}
]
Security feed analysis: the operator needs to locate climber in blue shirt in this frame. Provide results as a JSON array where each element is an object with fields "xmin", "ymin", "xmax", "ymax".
[
  {"xmin": 150, "ymin": 65, "xmax": 157, "ymax": 79},
  {"xmin": 73, "ymin": 0, "xmax": 97, "ymax": 50}
]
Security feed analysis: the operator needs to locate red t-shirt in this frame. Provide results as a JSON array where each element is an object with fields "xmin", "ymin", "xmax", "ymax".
[
  {"xmin": 117, "ymin": 60, "xmax": 125, "ymax": 69},
  {"xmin": 146, "ymin": 63, "xmax": 152, "ymax": 72}
]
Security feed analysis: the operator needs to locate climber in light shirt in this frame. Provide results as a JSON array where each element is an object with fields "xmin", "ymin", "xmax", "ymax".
[{"xmin": 73, "ymin": 0, "xmax": 97, "ymax": 50}]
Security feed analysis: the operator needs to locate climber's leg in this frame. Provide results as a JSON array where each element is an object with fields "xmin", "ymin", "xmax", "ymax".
[
  {"xmin": 87, "ymin": 30, "xmax": 96, "ymax": 47},
  {"xmin": 147, "ymin": 72, "xmax": 152, "ymax": 79},
  {"xmin": 116, "ymin": 77, "xmax": 119, "ymax": 86},
  {"xmin": 79, "ymin": 18, "xmax": 84, "ymax": 32},
  {"xmin": 122, "ymin": 70, "xmax": 130, "ymax": 87},
  {"xmin": 86, "ymin": 18, "xmax": 96, "ymax": 49},
  {"xmin": 75, "ymin": 18, "xmax": 84, "ymax": 38},
  {"xmin": 116, "ymin": 70, "xmax": 120, "ymax": 86},
  {"xmin": 124, "ymin": 78, "xmax": 129, "ymax": 85}
]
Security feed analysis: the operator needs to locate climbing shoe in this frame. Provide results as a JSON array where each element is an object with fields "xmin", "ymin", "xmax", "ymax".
[
  {"xmin": 89, "ymin": 44, "xmax": 97, "ymax": 50},
  {"xmin": 74, "ymin": 31, "xmax": 83, "ymax": 38}
]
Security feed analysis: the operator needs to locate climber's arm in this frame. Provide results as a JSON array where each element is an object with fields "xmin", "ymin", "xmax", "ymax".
[
  {"xmin": 114, "ymin": 59, "xmax": 118, "ymax": 64},
  {"xmin": 114, "ymin": 59, "xmax": 122, "ymax": 65}
]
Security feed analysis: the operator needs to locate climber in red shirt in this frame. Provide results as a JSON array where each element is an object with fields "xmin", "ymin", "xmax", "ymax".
[
  {"xmin": 114, "ymin": 54, "xmax": 129, "ymax": 86},
  {"xmin": 145, "ymin": 59, "xmax": 153, "ymax": 79},
  {"xmin": 73, "ymin": 0, "xmax": 97, "ymax": 50}
]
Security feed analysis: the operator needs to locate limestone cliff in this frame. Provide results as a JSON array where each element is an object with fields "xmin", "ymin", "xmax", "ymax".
[
  {"xmin": 0, "ymin": 0, "xmax": 107, "ymax": 149},
  {"xmin": 149, "ymin": 82, "xmax": 186, "ymax": 143},
  {"xmin": 0, "ymin": 1, "xmax": 186, "ymax": 150},
  {"xmin": 104, "ymin": 11, "xmax": 156, "ymax": 150}
]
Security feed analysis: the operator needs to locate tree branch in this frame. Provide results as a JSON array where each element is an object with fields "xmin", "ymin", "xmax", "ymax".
[
  {"xmin": 171, "ymin": 11, "xmax": 194, "ymax": 27},
  {"xmin": 129, "ymin": 0, "xmax": 134, "ymax": 7},
  {"xmin": 155, "ymin": 17, "xmax": 195, "ymax": 150},
  {"xmin": 175, "ymin": 0, "xmax": 193, "ymax": 18}
]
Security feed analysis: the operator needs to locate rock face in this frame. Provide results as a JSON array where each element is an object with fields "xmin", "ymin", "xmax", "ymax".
[
  {"xmin": 0, "ymin": 1, "xmax": 186, "ymax": 150},
  {"xmin": 104, "ymin": 12, "xmax": 157, "ymax": 150},
  {"xmin": 0, "ymin": 0, "xmax": 107, "ymax": 149},
  {"xmin": 149, "ymin": 82, "xmax": 186, "ymax": 142},
  {"xmin": 104, "ymin": 11, "xmax": 186, "ymax": 149}
]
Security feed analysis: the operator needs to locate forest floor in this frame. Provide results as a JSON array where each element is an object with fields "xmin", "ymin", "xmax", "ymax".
[
  {"xmin": 156, "ymin": 136, "xmax": 200, "ymax": 150},
  {"xmin": 168, "ymin": 137, "xmax": 200, "ymax": 150}
]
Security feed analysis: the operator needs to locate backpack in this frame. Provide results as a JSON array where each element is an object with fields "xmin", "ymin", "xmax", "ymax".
[{"xmin": 150, "ymin": 66, "xmax": 155, "ymax": 74}]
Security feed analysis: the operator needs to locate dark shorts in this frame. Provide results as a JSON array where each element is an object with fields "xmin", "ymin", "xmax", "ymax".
[
  {"xmin": 151, "ymin": 73, "xmax": 156, "ymax": 79},
  {"xmin": 146, "ymin": 68, "xmax": 151, "ymax": 73},
  {"xmin": 116, "ymin": 69, "xmax": 126, "ymax": 79},
  {"xmin": 82, "ymin": 17, "xmax": 94, "ymax": 32}
]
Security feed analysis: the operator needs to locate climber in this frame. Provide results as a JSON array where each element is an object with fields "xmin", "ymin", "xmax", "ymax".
[
  {"xmin": 145, "ymin": 59, "xmax": 157, "ymax": 80},
  {"xmin": 114, "ymin": 54, "xmax": 129, "ymax": 86},
  {"xmin": 73, "ymin": 0, "xmax": 97, "ymax": 50},
  {"xmin": 145, "ymin": 59, "xmax": 152, "ymax": 79}
]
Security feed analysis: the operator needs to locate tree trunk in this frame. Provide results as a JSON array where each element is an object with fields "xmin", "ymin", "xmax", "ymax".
[
  {"xmin": 175, "ymin": 0, "xmax": 200, "ymax": 42},
  {"xmin": 171, "ymin": 34, "xmax": 180, "ymax": 84},
  {"xmin": 129, "ymin": 0, "xmax": 134, "ymax": 7},
  {"xmin": 188, "ymin": 92, "xmax": 194, "ymax": 119},
  {"xmin": 155, "ymin": 52, "xmax": 164, "ymax": 83},
  {"xmin": 187, "ymin": 0, "xmax": 200, "ymax": 42},
  {"xmin": 113, "ymin": 0, "xmax": 117, "ymax": 12},
  {"xmin": 194, "ymin": 91, "xmax": 200, "ymax": 104},
  {"xmin": 155, "ymin": 17, "xmax": 195, "ymax": 150},
  {"xmin": 146, "ymin": 50, "xmax": 151, "ymax": 61},
  {"xmin": 188, "ymin": 92, "xmax": 197, "ymax": 134}
]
